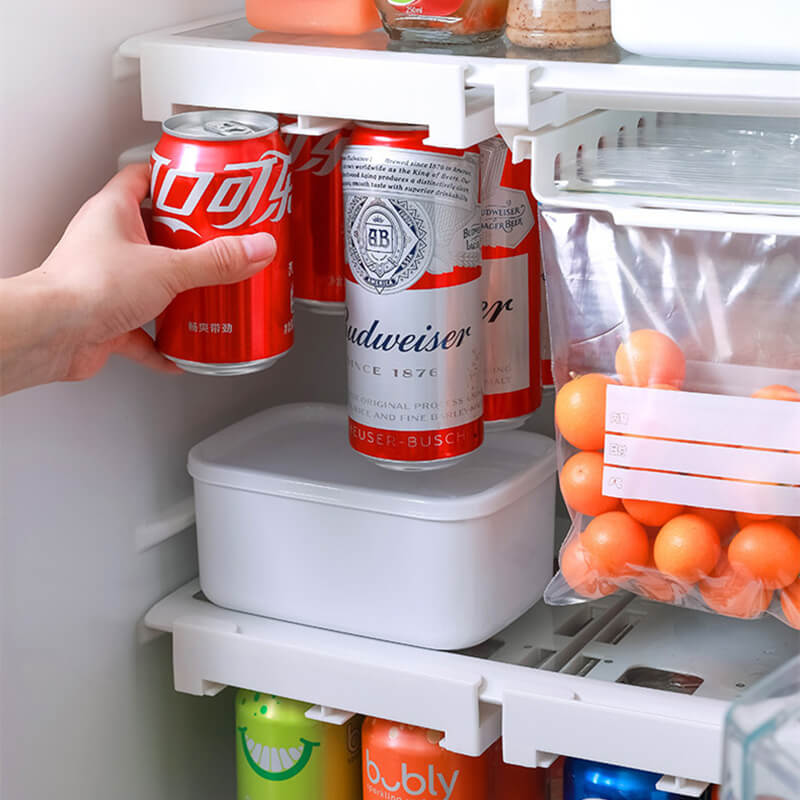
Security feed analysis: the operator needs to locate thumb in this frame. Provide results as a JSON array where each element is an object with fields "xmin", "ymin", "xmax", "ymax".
[{"xmin": 165, "ymin": 232, "xmax": 277, "ymax": 292}]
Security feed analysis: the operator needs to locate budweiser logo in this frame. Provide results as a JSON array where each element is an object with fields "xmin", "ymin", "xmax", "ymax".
[
  {"xmin": 345, "ymin": 311, "xmax": 472, "ymax": 352},
  {"xmin": 482, "ymin": 298, "xmax": 514, "ymax": 323},
  {"xmin": 346, "ymin": 196, "xmax": 432, "ymax": 294},
  {"xmin": 150, "ymin": 149, "xmax": 291, "ymax": 236}
]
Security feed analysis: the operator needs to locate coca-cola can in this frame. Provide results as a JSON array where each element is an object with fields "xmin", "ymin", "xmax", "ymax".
[
  {"xmin": 283, "ymin": 123, "xmax": 350, "ymax": 314},
  {"xmin": 343, "ymin": 123, "xmax": 483, "ymax": 471},
  {"xmin": 479, "ymin": 136, "xmax": 542, "ymax": 429},
  {"xmin": 149, "ymin": 110, "xmax": 293, "ymax": 375}
]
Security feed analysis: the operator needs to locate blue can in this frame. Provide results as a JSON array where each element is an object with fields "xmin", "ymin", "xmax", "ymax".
[{"xmin": 563, "ymin": 757, "xmax": 692, "ymax": 799}]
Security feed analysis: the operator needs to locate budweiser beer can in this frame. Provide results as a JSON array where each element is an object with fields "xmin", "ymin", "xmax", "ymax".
[
  {"xmin": 283, "ymin": 123, "xmax": 350, "ymax": 314},
  {"xmin": 362, "ymin": 718, "xmax": 491, "ymax": 800},
  {"xmin": 479, "ymin": 136, "xmax": 542, "ymax": 429},
  {"xmin": 342, "ymin": 124, "xmax": 483, "ymax": 471},
  {"xmin": 150, "ymin": 110, "xmax": 293, "ymax": 375}
]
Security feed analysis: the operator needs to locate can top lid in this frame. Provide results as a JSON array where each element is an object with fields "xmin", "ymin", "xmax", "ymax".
[
  {"xmin": 188, "ymin": 403, "xmax": 556, "ymax": 522},
  {"xmin": 163, "ymin": 110, "xmax": 279, "ymax": 141},
  {"xmin": 355, "ymin": 121, "xmax": 429, "ymax": 132}
]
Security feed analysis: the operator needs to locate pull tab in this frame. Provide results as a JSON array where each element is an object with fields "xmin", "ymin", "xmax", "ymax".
[{"xmin": 204, "ymin": 119, "xmax": 255, "ymax": 137}]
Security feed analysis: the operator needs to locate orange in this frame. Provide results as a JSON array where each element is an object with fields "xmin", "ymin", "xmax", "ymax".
[
  {"xmin": 580, "ymin": 511, "xmax": 649, "ymax": 577},
  {"xmin": 688, "ymin": 507, "xmax": 737, "ymax": 539},
  {"xmin": 625, "ymin": 559, "xmax": 686, "ymax": 604},
  {"xmin": 781, "ymin": 580, "xmax": 800, "ymax": 629},
  {"xmin": 622, "ymin": 498, "xmax": 684, "ymax": 527},
  {"xmin": 649, "ymin": 384, "xmax": 679, "ymax": 391},
  {"xmin": 560, "ymin": 452, "xmax": 621, "ymax": 517},
  {"xmin": 784, "ymin": 517, "xmax": 800, "ymax": 534},
  {"xmin": 735, "ymin": 511, "xmax": 775, "ymax": 528},
  {"xmin": 751, "ymin": 384, "xmax": 800, "ymax": 402},
  {"xmin": 560, "ymin": 538, "xmax": 617, "ymax": 599},
  {"xmin": 555, "ymin": 374, "xmax": 618, "ymax": 451},
  {"xmin": 615, "ymin": 329, "xmax": 686, "ymax": 388},
  {"xmin": 699, "ymin": 557, "xmax": 773, "ymax": 619},
  {"xmin": 653, "ymin": 513, "xmax": 721, "ymax": 583},
  {"xmin": 728, "ymin": 521, "xmax": 800, "ymax": 590}
]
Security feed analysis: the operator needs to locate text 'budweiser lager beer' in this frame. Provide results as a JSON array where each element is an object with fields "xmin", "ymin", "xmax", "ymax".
[
  {"xmin": 236, "ymin": 690, "xmax": 362, "ymax": 800},
  {"xmin": 342, "ymin": 124, "xmax": 483, "ymax": 470},
  {"xmin": 479, "ymin": 136, "xmax": 542, "ymax": 429},
  {"xmin": 150, "ymin": 110, "xmax": 293, "ymax": 375},
  {"xmin": 283, "ymin": 123, "xmax": 350, "ymax": 314},
  {"xmin": 362, "ymin": 718, "xmax": 490, "ymax": 800}
]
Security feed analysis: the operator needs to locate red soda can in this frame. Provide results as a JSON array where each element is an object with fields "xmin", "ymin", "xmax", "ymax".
[
  {"xmin": 362, "ymin": 718, "xmax": 490, "ymax": 800},
  {"xmin": 343, "ymin": 123, "xmax": 484, "ymax": 471},
  {"xmin": 149, "ymin": 110, "xmax": 293, "ymax": 375},
  {"xmin": 489, "ymin": 740, "xmax": 548, "ymax": 800},
  {"xmin": 283, "ymin": 123, "xmax": 350, "ymax": 314},
  {"xmin": 479, "ymin": 135, "xmax": 542, "ymax": 428}
]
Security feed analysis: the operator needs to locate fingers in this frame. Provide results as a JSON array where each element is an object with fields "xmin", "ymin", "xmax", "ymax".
[
  {"xmin": 108, "ymin": 163, "xmax": 151, "ymax": 205},
  {"xmin": 113, "ymin": 328, "xmax": 182, "ymax": 374},
  {"xmin": 162, "ymin": 232, "xmax": 277, "ymax": 293}
]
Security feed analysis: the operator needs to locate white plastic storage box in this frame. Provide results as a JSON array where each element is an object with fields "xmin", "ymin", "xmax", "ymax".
[
  {"xmin": 188, "ymin": 403, "xmax": 557, "ymax": 650},
  {"xmin": 611, "ymin": 0, "xmax": 800, "ymax": 66}
]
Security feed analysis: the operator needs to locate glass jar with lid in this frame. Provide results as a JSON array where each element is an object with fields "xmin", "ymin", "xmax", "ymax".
[
  {"xmin": 374, "ymin": 0, "xmax": 509, "ymax": 44},
  {"xmin": 506, "ymin": 0, "xmax": 612, "ymax": 49}
]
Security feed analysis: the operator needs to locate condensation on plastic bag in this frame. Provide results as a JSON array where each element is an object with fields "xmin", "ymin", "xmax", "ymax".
[
  {"xmin": 556, "ymin": 115, "xmax": 800, "ymax": 206},
  {"xmin": 540, "ymin": 207, "xmax": 800, "ymax": 629}
]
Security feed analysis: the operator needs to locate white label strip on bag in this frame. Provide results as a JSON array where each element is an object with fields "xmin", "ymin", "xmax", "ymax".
[{"xmin": 602, "ymin": 385, "xmax": 800, "ymax": 516}]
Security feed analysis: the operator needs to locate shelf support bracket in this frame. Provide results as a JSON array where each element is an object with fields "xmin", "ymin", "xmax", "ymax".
[
  {"xmin": 656, "ymin": 776, "xmax": 711, "ymax": 798},
  {"xmin": 169, "ymin": 613, "xmax": 499, "ymax": 757}
]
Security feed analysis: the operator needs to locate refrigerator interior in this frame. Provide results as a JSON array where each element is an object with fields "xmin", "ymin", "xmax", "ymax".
[{"xmin": 2, "ymin": 5, "xmax": 799, "ymax": 800}]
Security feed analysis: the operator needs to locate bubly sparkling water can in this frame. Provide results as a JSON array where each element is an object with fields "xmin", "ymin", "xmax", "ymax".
[
  {"xmin": 150, "ymin": 110, "xmax": 293, "ymax": 375},
  {"xmin": 563, "ymin": 757, "xmax": 689, "ymax": 800},
  {"xmin": 362, "ymin": 718, "xmax": 490, "ymax": 800},
  {"xmin": 236, "ymin": 690, "xmax": 361, "ymax": 800},
  {"xmin": 479, "ymin": 136, "xmax": 542, "ymax": 430},
  {"xmin": 342, "ymin": 123, "xmax": 483, "ymax": 471}
]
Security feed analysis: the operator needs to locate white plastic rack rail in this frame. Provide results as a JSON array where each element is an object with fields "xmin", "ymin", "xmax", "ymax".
[
  {"xmin": 146, "ymin": 580, "xmax": 799, "ymax": 795},
  {"xmin": 115, "ymin": 15, "xmax": 800, "ymax": 237},
  {"xmin": 115, "ymin": 14, "xmax": 800, "ymax": 150}
]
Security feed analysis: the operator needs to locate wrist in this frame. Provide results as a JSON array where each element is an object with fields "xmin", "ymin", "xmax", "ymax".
[{"xmin": 0, "ymin": 268, "xmax": 83, "ymax": 394}]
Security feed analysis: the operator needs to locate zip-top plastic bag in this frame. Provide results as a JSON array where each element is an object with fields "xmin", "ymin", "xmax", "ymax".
[{"xmin": 540, "ymin": 208, "xmax": 800, "ymax": 628}]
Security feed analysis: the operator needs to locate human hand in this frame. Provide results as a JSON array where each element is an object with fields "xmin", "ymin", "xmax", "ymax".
[{"xmin": 0, "ymin": 163, "xmax": 276, "ymax": 395}]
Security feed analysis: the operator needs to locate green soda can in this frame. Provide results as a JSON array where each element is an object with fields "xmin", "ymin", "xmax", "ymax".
[{"xmin": 236, "ymin": 690, "xmax": 362, "ymax": 799}]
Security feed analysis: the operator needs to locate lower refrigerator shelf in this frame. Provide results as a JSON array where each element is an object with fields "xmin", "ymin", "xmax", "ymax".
[{"xmin": 145, "ymin": 579, "xmax": 799, "ymax": 791}]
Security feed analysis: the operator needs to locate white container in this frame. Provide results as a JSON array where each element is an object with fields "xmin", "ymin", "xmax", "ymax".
[
  {"xmin": 188, "ymin": 403, "xmax": 557, "ymax": 650},
  {"xmin": 611, "ymin": 0, "xmax": 800, "ymax": 66}
]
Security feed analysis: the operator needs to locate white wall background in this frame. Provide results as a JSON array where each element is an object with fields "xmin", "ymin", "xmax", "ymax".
[{"xmin": 0, "ymin": 4, "xmax": 347, "ymax": 799}]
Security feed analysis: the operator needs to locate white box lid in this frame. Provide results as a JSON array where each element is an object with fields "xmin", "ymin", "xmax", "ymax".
[{"xmin": 188, "ymin": 403, "xmax": 556, "ymax": 521}]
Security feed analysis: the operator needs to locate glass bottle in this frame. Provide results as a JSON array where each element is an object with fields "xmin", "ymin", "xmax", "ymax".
[
  {"xmin": 506, "ymin": 0, "xmax": 612, "ymax": 49},
  {"xmin": 374, "ymin": 0, "xmax": 510, "ymax": 44}
]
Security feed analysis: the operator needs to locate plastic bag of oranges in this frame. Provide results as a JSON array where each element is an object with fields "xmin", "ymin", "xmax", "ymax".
[{"xmin": 539, "ymin": 209, "xmax": 800, "ymax": 628}]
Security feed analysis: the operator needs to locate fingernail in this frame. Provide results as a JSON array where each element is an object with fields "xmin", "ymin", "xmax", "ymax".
[{"xmin": 242, "ymin": 232, "xmax": 276, "ymax": 263}]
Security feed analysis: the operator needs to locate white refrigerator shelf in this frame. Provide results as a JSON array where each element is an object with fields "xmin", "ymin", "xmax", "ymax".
[
  {"xmin": 115, "ymin": 14, "xmax": 800, "ymax": 149},
  {"xmin": 145, "ymin": 579, "xmax": 799, "ymax": 792}
]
